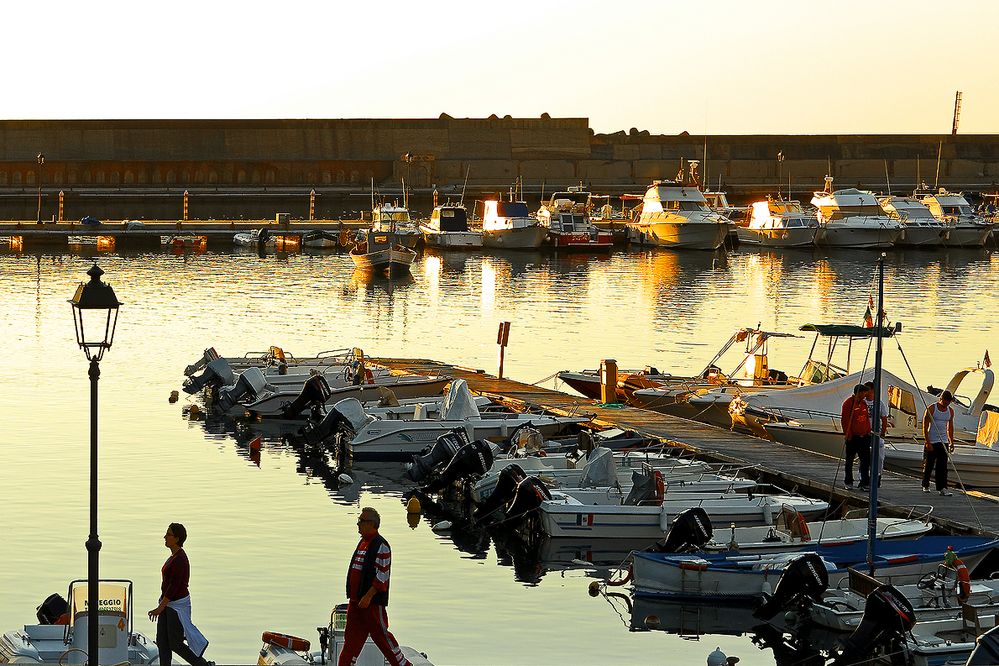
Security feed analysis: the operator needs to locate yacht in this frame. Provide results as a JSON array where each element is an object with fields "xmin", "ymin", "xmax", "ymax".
[
  {"xmin": 736, "ymin": 198, "xmax": 819, "ymax": 247},
  {"xmin": 370, "ymin": 201, "xmax": 421, "ymax": 249},
  {"xmin": 627, "ymin": 164, "xmax": 732, "ymax": 250},
  {"xmin": 535, "ymin": 185, "xmax": 614, "ymax": 250},
  {"xmin": 480, "ymin": 198, "xmax": 547, "ymax": 249},
  {"xmin": 878, "ymin": 196, "xmax": 949, "ymax": 247},
  {"xmin": 919, "ymin": 188, "xmax": 994, "ymax": 247},
  {"xmin": 419, "ymin": 203, "xmax": 482, "ymax": 248},
  {"xmin": 811, "ymin": 177, "xmax": 903, "ymax": 248}
]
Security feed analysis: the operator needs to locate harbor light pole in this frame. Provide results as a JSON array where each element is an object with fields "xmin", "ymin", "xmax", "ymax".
[
  {"xmin": 36, "ymin": 153, "xmax": 45, "ymax": 224},
  {"xmin": 69, "ymin": 263, "xmax": 121, "ymax": 665}
]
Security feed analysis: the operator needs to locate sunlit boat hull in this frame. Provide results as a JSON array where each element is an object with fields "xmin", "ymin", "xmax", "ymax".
[
  {"xmin": 944, "ymin": 224, "xmax": 993, "ymax": 247},
  {"xmin": 737, "ymin": 226, "xmax": 817, "ymax": 248},
  {"xmin": 481, "ymin": 224, "xmax": 547, "ymax": 249},
  {"xmin": 628, "ymin": 221, "xmax": 730, "ymax": 250}
]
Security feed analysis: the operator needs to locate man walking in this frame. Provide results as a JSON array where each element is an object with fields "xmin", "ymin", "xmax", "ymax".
[
  {"xmin": 841, "ymin": 384, "xmax": 872, "ymax": 490},
  {"xmin": 339, "ymin": 507, "xmax": 410, "ymax": 666},
  {"xmin": 922, "ymin": 391, "xmax": 955, "ymax": 496}
]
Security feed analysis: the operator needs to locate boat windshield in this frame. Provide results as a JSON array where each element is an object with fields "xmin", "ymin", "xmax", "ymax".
[
  {"xmin": 496, "ymin": 202, "xmax": 530, "ymax": 218},
  {"xmin": 942, "ymin": 205, "xmax": 973, "ymax": 216},
  {"xmin": 667, "ymin": 200, "xmax": 709, "ymax": 212},
  {"xmin": 823, "ymin": 205, "xmax": 883, "ymax": 219}
]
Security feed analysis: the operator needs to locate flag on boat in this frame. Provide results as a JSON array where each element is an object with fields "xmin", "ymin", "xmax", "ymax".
[
  {"xmin": 863, "ymin": 305, "xmax": 874, "ymax": 328},
  {"xmin": 986, "ymin": 350, "xmax": 993, "ymax": 369}
]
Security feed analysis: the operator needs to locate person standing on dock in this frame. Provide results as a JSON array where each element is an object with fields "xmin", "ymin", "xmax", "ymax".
[
  {"xmin": 922, "ymin": 391, "xmax": 955, "ymax": 496},
  {"xmin": 340, "ymin": 507, "xmax": 411, "ymax": 666},
  {"xmin": 863, "ymin": 381, "xmax": 889, "ymax": 486},
  {"xmin": 841, "ymin": 384, "xmax": 872, "ymax": 490},
  {"xmin": 147, "ymin": 523, "xmax": 214, "ymax": 666}
]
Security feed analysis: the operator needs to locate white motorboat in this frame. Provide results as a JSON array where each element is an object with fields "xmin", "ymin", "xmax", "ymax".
[
  {"xmin": 903, "ymin": 609, "xmax": 999, "ymax": 666},
  {"xmin": 0, "ymin": 579, "xmax": 159, "ymax": 665},
  {"xmin": 185, "ymin": 345, "xmax": 359, "ymax": 377},
  {"xmin": 879, "ymin": 195, "xmax": 950, "ymax": 247},
  {"xmin": 703, "ymin": 190, "xmax": 747, "ymax": 223},
  {"xmin": 420, "ymin": 203, "xmax": 482, "ymax": 248},
  {"xmin": 369, "ymin": 201, "xmax": 421, "ymax": 248},
  {"xmin": 535, "ymin": 185, "xmax": 614, "ymax": 250},
  {"xmin": 350, "ymin": 229, "xmax": 417, "ymax": 276},
  {"xmin": 234, "ymin": 228, "xmax": 275, "ymax": 247},
  {"xmin": 257, "ymin": 603, "xmax": 432, "ymax": 666},
  {"xmin": 920, "ymin": 188, "xmax": 994, "ymax": 247},
  {"xmin": 627, "ymin": 166, "xmax": 731, "ymax": 250},
  {"xmin": 480, "ymin": 198, "xmax": 547, "ymax": 249},
  {"xmin": 811, "ymin": 177, "xmax": 904, "ymax": 248},
  {"xmin": 736, "ymin": 198, "xmax": 819, "ymax": 247}
]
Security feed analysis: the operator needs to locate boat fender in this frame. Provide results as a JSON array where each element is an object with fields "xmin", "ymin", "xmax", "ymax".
[
  {"xmin": 654, "ymin": 470, "xmax": 666, "ymax": 506},
  {"xmin": 338, "ymin": 473, "xmax": 353, "ymax": 485},
  {"xmin": 364, "ymin": 368, "xmax": 374, "ymax": 385},
  {"xmin": 261, "ymin": 632, "xmax": 311, "ymax": 652},
  {"xmin": 406, "ymin": 496, "xmax": 421, "ymax": 514},
  {"xmin": 432, "ymin": 520, "xmax": 452, "ymax": 533},
  {"xmin": 659, "ymin": 504, "xmax": 670, "ymax": 533},
  {"xmin": 762, "ymin": 500, "xmax": 774, "ymax": 525}
]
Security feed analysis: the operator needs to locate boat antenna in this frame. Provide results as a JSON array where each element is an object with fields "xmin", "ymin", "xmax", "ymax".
[
  {"xmin": 916, "ymin": 156, "xmax": 921, "ymax": 194},
  {"xmin": 370, "ymin": 177, "xmax": 375, "ymax": 214},
  {"xmin": 933, "ymin": 140, "xmax": 943, "ymax": 190},
  {"xmin": 402, "ymin": 177, "xmax": 408, "ymax": 209},
  {"xmin": 702, "ymin": 134, "xmax": 708, "ymax": 190},
  {"xmin": 867, "ymin": 252, "xmax": 887, "ymax": 576},
  {"xmin": 884, "ymin": 159, "xmax": 892, "ymax": 196},
  {"xmin": 460, "ymin": 165, "xmax": 470, "ymax": 206},
  {"xmin": 777, "ymin": 151, "xmax": 784, "ymax": 199}
]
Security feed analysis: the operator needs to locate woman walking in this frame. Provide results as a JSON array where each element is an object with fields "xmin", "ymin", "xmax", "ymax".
[{"xmin": 148, "ymin": 523, "xmax": 214, "ymax": 666}]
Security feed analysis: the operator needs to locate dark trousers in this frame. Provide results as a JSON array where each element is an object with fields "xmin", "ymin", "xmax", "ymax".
[
  {"xmin": 844, "ymin": 435, "xmax": 871, "ymax": 486},
  {"xmin": 156, "ymin": 607, "xmax": 209, "ymax": 666},
  {"xmin": 922, "ymin": 441, "xmax": 950, "ymax": 490}
]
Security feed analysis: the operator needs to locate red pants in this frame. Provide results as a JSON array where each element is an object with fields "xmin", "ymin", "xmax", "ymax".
[{"xmin": 337, "ymin": 602, "xmax": 410, "ymax": 666}]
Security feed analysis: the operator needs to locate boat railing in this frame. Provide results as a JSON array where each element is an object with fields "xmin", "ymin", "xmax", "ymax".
[
  {"xmin": 842, "ymin": 505, "xmax": 934, "ymax": 527},
  {"xmin": 755, "ymin": 404, "xmax": 842, "ymax": 429}
]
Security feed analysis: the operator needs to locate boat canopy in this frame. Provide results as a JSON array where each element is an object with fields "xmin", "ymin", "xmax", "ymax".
[
  {"xmin": 495, "ymin": 201, "xmax": 530, "ymax": 218},
  {"xmin": 432, "ymin": 206, "xmax": 469, "ymax": 232},
  {"xmin": 800, "ymin": 324, "xmax": 896, "ymax": 338}
]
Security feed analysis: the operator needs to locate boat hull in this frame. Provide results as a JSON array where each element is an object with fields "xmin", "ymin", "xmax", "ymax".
[
  {"xmin": 349, "ymin": 247, "xmax": 417, "ymax": 276},
  {"xmin": 897, "ymin": 226, "xmax": 948, "ymax": 247},
  {"xmin": 817, "ymin": 226, "xmax": 902, "ymax": 248},
  {"xmin": 420, "ymin": 229, "xmax": 483, "ymax": 248},
  {"xmin": 737, "ymin": 227, "xmax": 817, "ymax": 248},
  {"xmin": 547, "ymin": 231, "xmax": 614, "ymax": 250},
  {"xmin": 629, "ymin": 221, "xmax": 730, "ymax": 250},
  {"xmin": 944, "ymin": 224, "xmax": 993, "ymax": 247},
  {"xmin": 481, "ymin": 224, "xmax": 548, "ymax": 249}
]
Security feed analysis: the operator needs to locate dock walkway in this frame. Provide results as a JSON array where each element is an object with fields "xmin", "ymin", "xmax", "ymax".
[{"xmin": 373, "ymin": 357, "xmax": 999, "ymax": 538}]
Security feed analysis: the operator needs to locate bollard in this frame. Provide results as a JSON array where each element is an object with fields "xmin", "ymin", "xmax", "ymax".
[
  {"xmin": 496, "ymin": 321, "xmax": 511, "ymax": 379},
  {"xmin": 600, "ymin": 359, "xmax": 618, "ymax": 404}
]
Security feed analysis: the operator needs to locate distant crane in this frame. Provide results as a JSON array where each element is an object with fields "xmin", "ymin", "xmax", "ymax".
[{"xmin": 952, "ymin": 91, "xmax": 963, "ymax": 135}]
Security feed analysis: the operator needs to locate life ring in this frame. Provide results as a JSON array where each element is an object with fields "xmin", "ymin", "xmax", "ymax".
[
  {"xmin": 795, "ymin": 511, "xmax": 811, "ymax": 542},
  {"xmin": 954, "ymin": 559, "xmax": 971, "ymax": 602},
  {"xmin": 654, "ymin": 470, "xmax": 666, "ymax": 504},
  {"xmin": 261, "ymin": 631, "xmax": 311, "ymax": 652},
  {"xmin": 364, "ymin": 367, "xmax": 375, "ymax": 385}
]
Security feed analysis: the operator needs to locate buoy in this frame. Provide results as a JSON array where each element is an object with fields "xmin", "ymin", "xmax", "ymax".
[
  {"xmin": 338, "ymin": 473, "xmax": 353, "ymax": 485},
  {"xmin": 407, "ymin": 512, "xmax": 420, "ymax": 530},
  {"xmin": 249, "ymin": 436, "xmax": 262, "ymax": 451},
  {"xmin": 406, "ymin": 496, "xmax": 422, "ymax": 514},
  {"xmin": 431, "ymin": 520, "xmax": 452, "ymax": 533},
  {"xmin": 587, "ymin": 581, "xmax": 601, "ymax": 597},
  {"xmin": 188, "ymin": 404, "xmax": 201, "ymax": 420},
  {"xmin": 707, "ymin": 647, "xmax": 729, "ymax": 666},
  {"xmin": 168, "ymin": 390, "xmax": 179, "ymax": 403},
  {"xmin": 644, "ymin": 615, "xmax": 661, "ymax": 630}
]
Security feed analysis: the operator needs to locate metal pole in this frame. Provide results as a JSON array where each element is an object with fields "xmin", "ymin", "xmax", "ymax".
[
  {"xmin": 36, "ymin": 155, "xmax": 44, "ymax": 224},
  {"xmin": 867, "ymin": 254, "xmax": 885, "ymax": 576},
  {"xmin": 87, "ymin": 357, "xmax": 102, "ymax": 664}
]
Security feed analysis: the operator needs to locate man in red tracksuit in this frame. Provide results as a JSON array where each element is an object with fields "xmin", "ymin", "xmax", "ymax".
[
  {"xmin": 339, "ymin": 507, "xmax": 411, "ymax": 666},
  {"xmin": 841, "ymin": 384, "xmax": 872, "ymax": 490}
]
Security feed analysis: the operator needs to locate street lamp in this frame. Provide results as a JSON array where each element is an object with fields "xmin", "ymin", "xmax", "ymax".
[
  {"xmin": 36, "ymin": 153, "xmax": 45, "ymax": 224},
  {"xmin": 69, "ymin": 263, "xmax": 121, "ymax": 665}
]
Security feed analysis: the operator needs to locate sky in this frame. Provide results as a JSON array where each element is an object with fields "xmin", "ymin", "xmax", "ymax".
[{"xmin": 7, "ymin": 0, "xmax": 998, "ymax": 134}]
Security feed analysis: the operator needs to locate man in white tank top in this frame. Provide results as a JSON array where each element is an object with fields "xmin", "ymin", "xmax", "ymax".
[{"xmin": 922, "ymin": 391, "xmax": 955, "ymax": 496}]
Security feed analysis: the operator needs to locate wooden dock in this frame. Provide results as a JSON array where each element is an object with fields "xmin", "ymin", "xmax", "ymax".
[{"xmin": 373, "ymin": 357, "xmax": 999, "ymax": 539}]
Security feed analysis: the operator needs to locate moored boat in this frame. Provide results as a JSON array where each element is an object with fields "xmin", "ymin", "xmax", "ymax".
[
  {"xmin": 480, "ymin": 198, "xmax": 547, "ymax": 249},
  {"xmin": 812, "ymin": 176, "xmax": 904, "ymax": 248},
  {"xmin": 349, "ymin": 229, "xmax": 417, "ymax": 276},
  {"xmin": 419, "ymin": 203, "xmax": 482, "ymax": 248},
  {"xmin": 535, "ymin": 185, "xmax": 614, "ymax": 250},
  {"xmin": 736, "ymin": 198, "xmax": 819, "ymax": 247},
  {"xmin": 879, "ymin": 195, "xmax": 950, "ymax": 247},
  {"xmin": 919, "ymin": 188, "xmax": 994, "ymax": 247}
]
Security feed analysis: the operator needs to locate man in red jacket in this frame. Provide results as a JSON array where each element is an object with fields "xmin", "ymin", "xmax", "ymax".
[
  {"xmin": 841, "ymin": 384, "xmax": 872, "ymax": 490},
  {"xmin": 339, "ymin": 507, "xmax": 410, "ymax": 666}
]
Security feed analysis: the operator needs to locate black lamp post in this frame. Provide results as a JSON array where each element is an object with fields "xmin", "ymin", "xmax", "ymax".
[
  {"xmin": 69, "ymin": 264, "xmax": 121, "ymax": 665},
  {"xmin": 36, "ymin": 153, "xmax": 45, "ymax": 224}
]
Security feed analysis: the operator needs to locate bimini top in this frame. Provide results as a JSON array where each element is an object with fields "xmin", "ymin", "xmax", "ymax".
[{"xmin": 800, "ymin": 324, "xmax": 896, "ymax": 338}]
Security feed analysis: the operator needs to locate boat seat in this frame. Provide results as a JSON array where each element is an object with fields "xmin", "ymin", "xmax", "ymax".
[
  {"xmin": 22, "ymin": 624, "xmax": 66, "ymax": 640},
  {"xmin": 963, "ymin": 604, "xmax": 997, "ymax": 637}
]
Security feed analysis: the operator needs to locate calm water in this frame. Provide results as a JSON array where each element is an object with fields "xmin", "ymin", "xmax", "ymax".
[{"xmin": 3, "ymin": 244, "xmax": 998, "ymax": 665}]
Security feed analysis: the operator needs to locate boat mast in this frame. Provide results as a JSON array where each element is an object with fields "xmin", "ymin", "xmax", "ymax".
[
  {"xmin": 460, "ymin": 165, "xmax": 470, "ymax": 206},
  {"xmin": 867, "ymin": 252, "xmax": 887, "ymax": 576},
  {"xmin": 933, "ymin": 140, "xmax": 943, "ymax": 190}
]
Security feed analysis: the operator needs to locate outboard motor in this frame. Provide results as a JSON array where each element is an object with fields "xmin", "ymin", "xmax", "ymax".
[
  {"xmin": 217, "ymin": 367, "xmax": 270, "ymax": 411},
  {"xmin": 279, "ymin": 372, "xmax": 333, "ymax": 419},
  {"xmin": 754, "ymin": 553, "xmax": 829, "ymax": 620},
  {"xmin": 474, "ymin": 464, "xmax": 527, "ymax": 522},
  {"xmin": 423, "ymin": 440, "xmax": 495, "ymax": 494},
  {"xmin": 966, "ymin": 623, "xmax": 999, "ymax": 665},
  {"xmin": 831, "ymin": 585, "xmax": 916, "ymax": 666},
  {"xmin": 504, "ymin": 476, "xmax": 553, "ymax": 521},
  {"xmin": 623, "ymin": 466, "xmax": 657, "ymax": 505},
  {"xmin": 183, "ymin": 357, "xmax": 235, "ymax": 394},
  {"xmin": 405, "ymin": 430, "xmax": 470, "ymax": 484},
  {"xmin": 36, "ymin": 593, "xmax": 68, "ymax": 625},
  {"xmin": 184, "ymin": 347, "xmax": 221, "ymax": 377},
  {"xmin": 653, "ymin": 507, "xmax": 713, "ymax": 553},
  {"xmin": 298, "ymin": 398, "xmax": 375, "ymax": 449}
]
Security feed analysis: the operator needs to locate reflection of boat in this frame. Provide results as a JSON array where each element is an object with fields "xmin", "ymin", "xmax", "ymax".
[
  {"xmin": 480, "ymin": 199, "xmax": 547, "ymax": 249},
  {"xmin": 736, "ymin": 198, "xmax": 818, "ymax": 248},
  {"xmin": 812, "ymin": 176, "xmax": 903, "ymax": 248},
  {"xmin": 0, "ymin": 579, "xmax": 159, "ymax": 664},
  {"xmin": 419, "ymin": 204, "xmax": 482, "ymax": 248},
  {"xmin": 68, "ymin": 235, "xmax": 116, "ymax": 251},
  {"xmin": 535, "ymin": 185, "xmax": 614, "ymax": 250},
  {"xmin": 349, "ymin": 229, "xmax": 417, "ymax": 276}
]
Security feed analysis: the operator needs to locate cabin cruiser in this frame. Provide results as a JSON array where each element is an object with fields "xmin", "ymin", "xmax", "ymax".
[
  {"xmin": 258, "ymin": 603, "xmax": 432, "ymax": 665},
  {"xmin": 350, "ymin": 229, "xmax": 417, "ymax": 276},
  {"xmin": 480, "ymin": 199, "xmax": 547, "ymax": 249},
  {"xmin": 420, "ymin": 203, "xmax": 481, "ymax": 248},
  {"xmin": 736, "ymin": 198, "xmax": 819, "ymax": 247},
  {"xmin": 369, "ymin": 201, "xmax": 421, "ymax": 248},
  {"xmin": 703, "ymin": 190, "xmax": 747, "ymax": 222},
  {"xmin": 811, "ymin": 176, "xmax": 904, "ymax": 248},
  {"xmin": 535, "ymin": 185, "xmax": 613, "ymax": 250},
  {"xmin": 878, "ymin": 196, "xmax": 949, "ymax": 247},
  {"xmin": 626, "ymin": 163, "xmax": 731, "ymax": 250},
  {"xmin": 919, "ymin": 188, "xmax": 994, "ymax": 247},
  {"xmin": 0, "ymin": 579, "xmax": 159, "ymax": 664}
]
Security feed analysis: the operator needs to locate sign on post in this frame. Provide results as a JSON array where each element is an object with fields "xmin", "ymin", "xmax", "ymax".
[{"xmin": 497, "ymin": 321, "xmax": 511, "ymax": 378}]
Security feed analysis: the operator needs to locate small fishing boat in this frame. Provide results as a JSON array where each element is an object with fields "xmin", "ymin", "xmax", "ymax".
[
  {"xmin": 535, "ymin": 185, "xmax": 614, "ymax": 250},
  {"xmin": 0, "ymin": 579, "xmax": 159, "ymax": 664},
  {"xmin": 811, "ymin": 176, "xmax": 904, "ymax": 248},
  {"xmin": 480, "ymin": 198, "xmax": 547, "ymax": 249},
  {"xmin": 350, "ymin": 229, "xmax": 417, "ymax": 276},
  {"xmin": 370, "ymin": 201, "xmax": 421, "ymax": 249},
  {"xmin": 420, "ymin": 203, "xmax": 482, "ymax": 248},
  {"xmin": 258, "ymin": 603, "xmax": 432, "ymax": 665}
]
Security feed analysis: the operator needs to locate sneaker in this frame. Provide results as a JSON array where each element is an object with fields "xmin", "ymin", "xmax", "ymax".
[
  {"xmin": 844, "ymin": 482, "xmax": 853, "ymax": 488},
  {"xmin": 939, "ymin": 489, "xmax": 953, "ymax": 497},
  {"xmin": 922, "ymin": 486, "xmax": 930, "ymax": 493},
  {"xmin": 858, "ymin": 484, "xmax": 870, "ymax": 491}
]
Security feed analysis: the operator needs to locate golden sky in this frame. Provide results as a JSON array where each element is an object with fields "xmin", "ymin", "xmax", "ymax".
[{"xmin": 8, "ymin": 0, "xmax": 998, "ymax": 134}]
